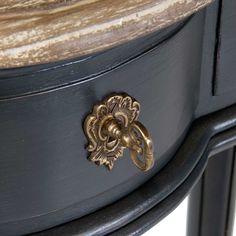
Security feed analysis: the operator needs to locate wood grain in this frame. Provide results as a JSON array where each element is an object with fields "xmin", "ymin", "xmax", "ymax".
[{"xmin": 0, "ymin": 0, "xmax": 214, "ymax": 68}]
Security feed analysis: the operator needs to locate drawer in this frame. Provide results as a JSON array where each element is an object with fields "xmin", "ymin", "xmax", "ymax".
[{"xmin": 0, "ymin": 12, "xmax": 204, "ymax": 235}]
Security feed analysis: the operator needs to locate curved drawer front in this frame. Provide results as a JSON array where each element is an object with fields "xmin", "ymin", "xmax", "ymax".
[{"xmin": 0, "ymin": 12, "xmax": 204, "ymax": 235}]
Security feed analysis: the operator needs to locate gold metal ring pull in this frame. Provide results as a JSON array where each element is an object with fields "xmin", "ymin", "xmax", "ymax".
[
  {"xmin": 129, "ymin": 121, "xmax": 154, "ymax": 171},
  {"xmin": 84, "ymin": 94, "xmax": 154, "ymax": 171}
]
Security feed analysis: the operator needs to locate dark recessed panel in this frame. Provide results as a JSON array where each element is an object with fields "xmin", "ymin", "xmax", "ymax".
[{"xmin": 214, "ymin": 0, "xmax": 236, "ymax": 95}]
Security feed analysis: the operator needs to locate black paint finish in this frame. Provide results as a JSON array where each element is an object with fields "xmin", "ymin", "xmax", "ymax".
[
  {"xmin": 196, "ymin": 0, "xmax": 236, "ymax": 117},
  {"xmin": 0, "ymin": 13, "xmax": 204, "ymax": 235},
  {"xmin": 0, "ymin": 20, "xmax": 186, "ymax": 100},
  {"xmin": 33, "ymin": 103, "xmax": 236, "ymax": 236},
  {"xmin": 213, "ymin": 0, "xmax": 236, "ymax": 95},
  {"xmin": 187, "ymin": 147, "xmax": 236, "ymax": 236},
  {"xmin": 2, "ymin": 1, "xmax": 236, "ymax": 235}
]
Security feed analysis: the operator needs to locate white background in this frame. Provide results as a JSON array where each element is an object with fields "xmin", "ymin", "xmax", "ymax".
[{"xmin": 143, "ymin": 197, "xmax": 236, "ymax": 236}]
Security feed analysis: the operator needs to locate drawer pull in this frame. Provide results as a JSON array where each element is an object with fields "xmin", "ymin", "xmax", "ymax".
[{"xmin": 84, "ymin": 94, "xmax": 154, "ymax": 171}]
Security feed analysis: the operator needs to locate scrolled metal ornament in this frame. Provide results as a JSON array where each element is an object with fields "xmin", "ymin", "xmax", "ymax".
[{"xmin": 84, "ymin": 94, "xmax": 154, "ymax": 171}]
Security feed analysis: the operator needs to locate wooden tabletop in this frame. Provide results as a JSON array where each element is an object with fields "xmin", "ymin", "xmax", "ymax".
[{"xmin": 0, "ymin": 0, "xmax": 214, "ymax": 68}]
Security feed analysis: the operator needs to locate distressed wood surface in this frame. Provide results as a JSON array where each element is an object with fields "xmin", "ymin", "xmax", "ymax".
[{"xmin": 0, "ymin": 0, "xmax": 213, "ymax": 68}]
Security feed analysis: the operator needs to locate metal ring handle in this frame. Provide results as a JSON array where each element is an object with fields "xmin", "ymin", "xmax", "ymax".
[
  {"xmin": 84, "ymin": 94, "xmax": 155, "ymax": 171},
  {"xmin": 129, "ymin": 121, "xmax": 154, "ymax": 171}
]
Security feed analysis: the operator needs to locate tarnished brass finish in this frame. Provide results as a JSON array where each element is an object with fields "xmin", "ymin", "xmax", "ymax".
[{"xmin": 84, "ymin": 94, "xmax": 154, "ymax": 171}]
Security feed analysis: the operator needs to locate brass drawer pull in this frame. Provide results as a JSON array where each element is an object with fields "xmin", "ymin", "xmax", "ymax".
[{"xmin": 84, "ymin": 94, "xmax": 154, "ymax": 171}]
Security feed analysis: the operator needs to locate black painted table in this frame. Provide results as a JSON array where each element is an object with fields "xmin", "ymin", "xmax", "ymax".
[{"xmin": 1, "ymin": 0, "xmax": 236, "ymax": 235}]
